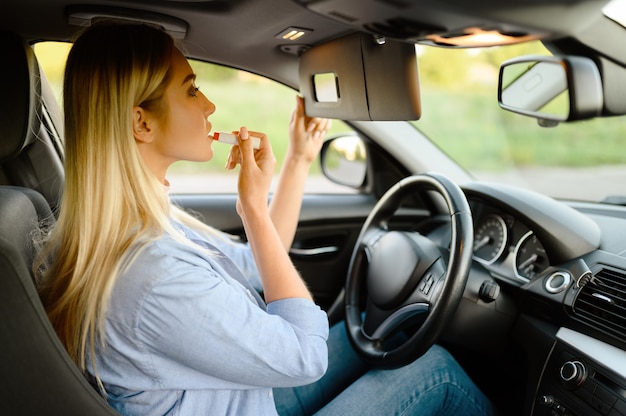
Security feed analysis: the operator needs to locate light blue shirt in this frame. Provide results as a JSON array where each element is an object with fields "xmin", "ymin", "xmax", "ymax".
[{"xmin": 92, "ymin": 221, "xmax": 329, "ymax": 415}]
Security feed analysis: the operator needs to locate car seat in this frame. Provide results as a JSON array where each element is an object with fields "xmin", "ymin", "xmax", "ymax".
[
  {"xmin": 0, "ymin": 30, "xmax": 64, "ymax": 213},
  {"xmin": 0, "ymin": 31, "xmax": 118, "ymax": 415}
]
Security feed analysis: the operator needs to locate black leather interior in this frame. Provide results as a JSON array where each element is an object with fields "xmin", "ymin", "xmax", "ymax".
[
  {"xmin": 0, "ymin": 31, "xmax": 40, "ymax": 161},
  {"xmin": 0, "ymin": 31, "xmax": 117, "ymax": 415},
  {"xmin": 0, "ymin": 31, "xmax": 64, "ymax": 212},
  {"xmin": 0, "ymin": 186, "xmax": 118, "ymax": 415}
]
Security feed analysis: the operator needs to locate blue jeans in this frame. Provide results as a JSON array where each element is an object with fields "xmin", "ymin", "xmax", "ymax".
[{"xmin": 274, "ymin": 322, "xmax": 495, "ymax": 416}]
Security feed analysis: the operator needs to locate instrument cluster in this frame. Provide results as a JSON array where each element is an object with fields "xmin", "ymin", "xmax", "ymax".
[{"xmin": 471, "ymin": 203, "xmax": 549, "ymax": 283}]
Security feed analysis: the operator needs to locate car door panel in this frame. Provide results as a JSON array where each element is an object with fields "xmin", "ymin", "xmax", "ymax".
[{"xmin": 173, "ymin": 193, "xmax": 377, "ymax": 311}]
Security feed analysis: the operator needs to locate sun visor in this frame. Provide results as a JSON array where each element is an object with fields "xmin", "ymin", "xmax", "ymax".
[{"xmin": 299, "ymin": 32, "xmax": 421, "ymax": 121}]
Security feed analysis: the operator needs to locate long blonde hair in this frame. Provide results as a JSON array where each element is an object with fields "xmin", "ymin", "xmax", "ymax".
[{"xmin": 36, "ymin": 22, "xmax": 214, "ymax": 376}]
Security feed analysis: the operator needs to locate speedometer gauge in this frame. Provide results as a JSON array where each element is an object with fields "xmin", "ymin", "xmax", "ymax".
[
  {"xmin": 473, "ymin": 214, "xmax": 507, "ymax": 265},
  {"xmin": 514, "ymin": 231, "xmax": 549, "ymax": 281}
]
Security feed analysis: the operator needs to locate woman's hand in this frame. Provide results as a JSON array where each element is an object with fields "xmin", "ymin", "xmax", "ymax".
[
  {"xmin": 225, "ymin": 126, "xmax": 312, "ymax": 303},
  {"xmin": 225, "ymin": 127, "xmax": 276, "ymax": 220},
  {"xmin": 287, "ymin": 96, "xmax": 331, "ymax": 165}
]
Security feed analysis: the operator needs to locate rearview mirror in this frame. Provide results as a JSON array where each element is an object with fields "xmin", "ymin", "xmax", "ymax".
[{"xmin": 498, "ymin": 55, "xmax": 603, "ymax": 124}]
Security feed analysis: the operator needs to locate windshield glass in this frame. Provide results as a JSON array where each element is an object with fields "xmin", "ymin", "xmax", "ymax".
[{"xmin": 413, "ymin": 41, "xmax": 626, "ymax": 203}]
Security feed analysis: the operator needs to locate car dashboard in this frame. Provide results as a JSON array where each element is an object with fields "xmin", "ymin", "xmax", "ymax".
[{"xmin": 455, "ymin": 181, "xmax": 626, "ymax": 416}]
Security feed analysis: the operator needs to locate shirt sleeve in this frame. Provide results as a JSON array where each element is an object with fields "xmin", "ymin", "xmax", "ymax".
[
  {"xmin": 129, "ymin": 241, "xmax": 329, "ymax": 390},
  {"xmin": 191, "ymin": 227, "xmax": 263, "ymax": 293}
]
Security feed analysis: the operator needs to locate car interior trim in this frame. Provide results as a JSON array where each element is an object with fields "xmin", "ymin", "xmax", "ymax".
[{"xmin": 557, "ymin": 327, "xmax": 626, "ymax": 379}]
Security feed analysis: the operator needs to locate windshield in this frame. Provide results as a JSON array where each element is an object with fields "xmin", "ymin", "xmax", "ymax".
[{"xmin": 413, "ymin": 41, "xmax": 626, "ymax": 203}]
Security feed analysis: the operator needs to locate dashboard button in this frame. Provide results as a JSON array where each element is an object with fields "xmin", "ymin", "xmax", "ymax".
[
  {"xmin": 611, "ymin": 399, "xmax": 626, "ymax": 415},
  {"xmin": 545, "ymin": 271, "xmax": 571, "ymax": 294},
  {"xmin": 594, "ymin": 386, "xmax": 617, "ymax": 407},
  {"xmin": 575, "ymin": 387, "xmax": 593, "ymax": 404},
  {"xmin": 591, "ymin": 396, "xmax": 613, "ymax": 415},
  {"xmin": 560, "ymin": 360, "xmax": 586, "ymax": 387}
]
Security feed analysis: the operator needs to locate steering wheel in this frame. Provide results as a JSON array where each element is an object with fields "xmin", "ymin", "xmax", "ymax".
[{"xmin": 345, "ymin": 172, "xmax": 473, "ymax": 369}]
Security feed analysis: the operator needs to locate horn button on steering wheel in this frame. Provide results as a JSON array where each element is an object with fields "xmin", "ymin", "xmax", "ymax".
[{"xmin": 367, "ymin": 231, "xmax": 442, "ymax": 309}]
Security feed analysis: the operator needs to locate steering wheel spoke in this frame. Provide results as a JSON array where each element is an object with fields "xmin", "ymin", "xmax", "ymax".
[{"xmin": 363, "ymin": 299, "xmax": 430, "ymax": 340}]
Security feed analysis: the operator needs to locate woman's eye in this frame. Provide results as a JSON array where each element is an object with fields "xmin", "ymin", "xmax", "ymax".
[{"xmin": 189, "ymin": 85, "xmax": 200, "ymax": 97}]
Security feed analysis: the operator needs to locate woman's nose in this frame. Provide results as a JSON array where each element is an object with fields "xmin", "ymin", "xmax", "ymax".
[{"xmin": 202, "ymin": 92, "xmax": 216, "ymax": 116}]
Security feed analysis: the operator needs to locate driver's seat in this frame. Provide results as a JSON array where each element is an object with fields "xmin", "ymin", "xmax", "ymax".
[
  {"xmin": 0, "ymin": 186, "xmax": 118, "ymax": 415},
  {"xmin": 0, "ymin": 29, "xmax": 118, "ymax": 415}
]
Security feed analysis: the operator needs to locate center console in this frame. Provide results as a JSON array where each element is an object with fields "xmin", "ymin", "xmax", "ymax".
[{"xmin": 533, "ymin": 328, "xmax": 626, "ymax": 416}]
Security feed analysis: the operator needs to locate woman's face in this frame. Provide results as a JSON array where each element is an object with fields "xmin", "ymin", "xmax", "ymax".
[{"xmin": 143, "ymin": 47, "xmax": 216, "ymax": 174}]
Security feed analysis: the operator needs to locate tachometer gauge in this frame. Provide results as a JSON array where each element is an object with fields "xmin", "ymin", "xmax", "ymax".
[
  {"xmin": 514, "ymin": 231, "xmax": 549, "ymax": 281},
  {"xmin": 473, "ymin": 214, "xmax": 508, "ymax": 265}
]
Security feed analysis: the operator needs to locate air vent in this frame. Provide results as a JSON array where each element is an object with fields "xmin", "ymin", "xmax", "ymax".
[{"xmin": 573, "ymin": 268, "xmax": 626, "ymax": 341}]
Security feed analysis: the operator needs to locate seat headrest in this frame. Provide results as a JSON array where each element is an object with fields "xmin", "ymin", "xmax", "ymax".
[{"xmin": 0, "ymin": 31, "xmax": 42, "ymax": 162}]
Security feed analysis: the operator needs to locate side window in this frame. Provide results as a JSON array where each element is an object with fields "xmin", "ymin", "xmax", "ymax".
[
  {"xmin": 176, "ymin": 60, "xmax": 355, "ymax": 194},
  {"xmin": 34, "ymin": 41, "xmax": 356, "ymax": 194}
]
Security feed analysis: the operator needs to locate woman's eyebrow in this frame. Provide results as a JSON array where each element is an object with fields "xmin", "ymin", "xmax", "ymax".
[{"xmin": 181, "ymin": 73, "xmax": 196, "ymax": 86}]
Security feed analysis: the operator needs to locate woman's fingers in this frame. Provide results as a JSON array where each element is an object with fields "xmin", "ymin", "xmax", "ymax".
[{"xmin": 225, "ymin": 143, "xmax": 241, "ymax": 170}]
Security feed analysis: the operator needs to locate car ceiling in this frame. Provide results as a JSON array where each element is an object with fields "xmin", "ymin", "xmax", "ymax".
[
  {"xmin": 1, "ymin": 0, "xmax": 618, "ymax": 89},
  {"xmin": 3, "ymin": 0, "xmax": 354, "ymax": 88}
]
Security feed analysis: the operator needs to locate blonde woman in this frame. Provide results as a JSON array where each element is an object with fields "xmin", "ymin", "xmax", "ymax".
[{"xmin": 37, "ymin": 22, "xmax": 494, "ymax": 416}]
